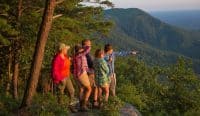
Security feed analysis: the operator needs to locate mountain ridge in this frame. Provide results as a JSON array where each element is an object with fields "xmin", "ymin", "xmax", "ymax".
[{"xmin": 102, "ymin": 8, "xmax": 200, "ymax": 72}]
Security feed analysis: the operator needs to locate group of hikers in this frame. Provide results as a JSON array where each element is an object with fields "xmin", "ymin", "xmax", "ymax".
[{"xmin": 51, "ymin": 39, "xmax": 137, "ymax": 113}]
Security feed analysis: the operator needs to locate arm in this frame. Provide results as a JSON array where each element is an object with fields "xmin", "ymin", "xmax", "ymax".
[
  {"xmin": 76, "ymin": 46, "xmax": 91, "ymax": 57},
  {"xmin": 114, "ymin": 50, "xmax": 137, "ymax": 57}
]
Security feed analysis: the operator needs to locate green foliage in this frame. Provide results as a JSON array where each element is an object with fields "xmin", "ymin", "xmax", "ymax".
[
  {"xmin": 117, "ymin": 76, "xmax": 146, "ymax": 110},
  {"xmin": 99, "ymin": 96, "xmax": 124, "ymax": 116},
  {"xmin": 162, "ymin": 58, "xmax": 200, "ymax": 112},
  {"xmin": 0, "ymin": 5, "xmax": 18, "ymax": 46},
  {"xmin": 0, "ymin": 93, "xmax": 20, "ymax": 116},
  {"xmin": 116, "ymin": 57, "xmax": 200, "ymax": 115},
  {"xmin": 29, "ymin": 93, "xmax": 69, "ymax": 115},
  {"xmin": 0, "ymin": 90, "xmax": 69, "ymax": 115},
  {"xmin": 184, "ymin": 109, "xmax": 200, "ymax": 116}
]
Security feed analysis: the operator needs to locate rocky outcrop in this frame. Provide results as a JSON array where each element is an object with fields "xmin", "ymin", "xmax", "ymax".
[{"xmin": 120, "ymin": 103, "xmax": 141, "ymax": 116}]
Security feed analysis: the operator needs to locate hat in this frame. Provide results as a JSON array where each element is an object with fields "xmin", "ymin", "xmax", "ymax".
[{"xmin": 59, "ymin": 43, "xmax": 70, "ymax": 51}]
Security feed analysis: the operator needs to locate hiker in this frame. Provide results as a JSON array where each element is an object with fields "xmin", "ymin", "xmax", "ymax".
[
  {"xmin": 51, "ymin": 43, "xmax": 78, "ymax": 113},
  {"xmin": 82, "ymin": 39, "xmax": 98, "ymax": 108},
  {"xmin": 104, "ymin": 44, "xmax": 137, "ymax": 96},
  {"xmin": 94, "ymin": 49, "xmax": 110, "ymax": 108},
  {"xmin": 73, "ymin": 44, "xmax": 92, "ymax": 111}
]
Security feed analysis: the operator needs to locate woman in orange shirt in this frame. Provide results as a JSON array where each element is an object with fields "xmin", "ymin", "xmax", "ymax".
[{"xmin": 52, "ymin": 43, "xmax": 77, "ymax": 113}]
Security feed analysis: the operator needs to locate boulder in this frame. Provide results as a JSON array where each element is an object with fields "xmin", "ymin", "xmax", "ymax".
[{"xmin": 120, "ymin": 103, "xmax": 141, "ymax": 116}]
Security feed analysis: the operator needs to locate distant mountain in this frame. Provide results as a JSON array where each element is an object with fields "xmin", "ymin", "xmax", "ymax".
[
  {"xmin": 102, "ymin": 8, "xmax": 200, "ymax": 72},
  {"xmin": 150, "ymin": 10, "xmax": 200, "ymax": 30}
]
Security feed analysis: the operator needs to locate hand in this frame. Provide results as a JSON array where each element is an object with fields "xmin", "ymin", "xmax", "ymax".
[{"xmin": 131, "ymin": 51, "xmax": 138, "ymax": 55}]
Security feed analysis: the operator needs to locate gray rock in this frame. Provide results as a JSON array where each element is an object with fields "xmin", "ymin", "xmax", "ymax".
[
  {"xmin": 69, "ymin": 103, "xmax": 142, "ymax": 116},
  {"xmin": 120, "ymin": 103, "xmax": 142, "ymax": 116}
]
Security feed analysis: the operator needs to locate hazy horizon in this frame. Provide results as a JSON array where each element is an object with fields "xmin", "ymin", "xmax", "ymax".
[
  {"xmin": 82, "ymin": 0, "xmax": 200, "ymax": 12},
  {"xmin": 107, "ymin": 8, "xmax": 200, "ymax": 12},
  {"xmin": 110, "ymin": 0, "xmax": 200, "ymax": 11}
]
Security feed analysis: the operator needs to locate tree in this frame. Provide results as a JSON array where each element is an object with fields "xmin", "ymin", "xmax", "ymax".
[
  {"xmin": 12, "ymin": 0, "xmax": 23, "ymax": 100},
  {"xmin": 20, "ymin": 0, "xmax": 56, "ymax": 108},
  {"xmin": 0, "ymin": 1, "xmax": 19, "ymax": 97}
]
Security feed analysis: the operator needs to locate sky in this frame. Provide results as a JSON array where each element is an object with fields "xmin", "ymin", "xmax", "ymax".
[{"xmin": 109, "ymin": 0, "xmax": 200, "ymax": 11}]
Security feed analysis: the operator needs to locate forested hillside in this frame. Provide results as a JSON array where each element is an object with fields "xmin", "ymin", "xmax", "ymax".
[{"xmin": 103, "ymin": 8, "xmax": 200, "ymax": 72}]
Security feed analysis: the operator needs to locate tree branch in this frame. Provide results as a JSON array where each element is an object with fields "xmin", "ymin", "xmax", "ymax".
[
  {"xmin": 36, "ymin": 8, "xmax": 44, "ymax": 13},
  {"xmin": 53, "ymin": 14, "xmax": 63, "ymax": 19},
  {"xmin": 0, "ymin": 13, "xmax": 8, "ymax": 17},
  {"xmin": 56, "ymin": 0, "xmax": 65, "ymax": 5}
]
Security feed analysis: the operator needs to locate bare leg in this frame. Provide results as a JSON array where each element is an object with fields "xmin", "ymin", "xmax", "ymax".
[
  {"xmin": 78, "ymin": 72, "xmax": 92, "ymax": 111},
  {"xmin": 110, "ymin": 74, "xmax": 116, "ymax": 96},
  {"xmin": 94, "ymin": 87, "xmax": 98, "ymax": 101},
  {"xmin": 79, "ymin": 87, "xmax": 84, "ymax": 101},
  {"xmin": 98, "ymin": 87, "xmax": 103, "ymax": 107},
  {"xmin": 93, "ymin": 87, "xmax": 98, "ymax": 107},
  {"xmin": 84, "ymin": 85, "xmax": 91, "ymax": 101},
  {"xmin": 103, "ymin": 85, "xmax": 109, "ymax": 102}
]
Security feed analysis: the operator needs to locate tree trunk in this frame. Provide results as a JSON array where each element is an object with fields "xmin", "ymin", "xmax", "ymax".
[
  {"xmin": 6, "ymin": 45, "xmax": 13, "ymax": 96},
  {"xmin": 17, "ymin": 0, "xmax": 23, "ymax": 20},
  {"xmin": 13, "ymin": 39, "xmax": 20, "ymax": 99},
  {"xmin": 13, "ymin": 62, "xmax": 19, "ymax": 99},
  {"xmin": 12, "ymin": 0, "xmax": 23, "ymax": 100},
  {"xmin": 20, "ymin": 0, "xmax": 56, "ymax": 108}
]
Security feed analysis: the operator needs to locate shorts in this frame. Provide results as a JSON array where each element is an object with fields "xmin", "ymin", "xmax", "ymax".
[
  {"xmin": 88, "ymin": 73, "xmax": 96, "ymax": 87},
  {"xmin": 77, "ymin": 71, "xmax": 91, "ymax": 88},
  {"xmin": 95, "ymin": 75, "xmax": 110, "ymax": 87}
]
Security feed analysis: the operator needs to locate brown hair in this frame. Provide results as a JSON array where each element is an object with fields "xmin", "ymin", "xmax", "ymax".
[
  {"xmin": 74, "ymin": 44, "xmax": 83, "ymax": 54},
  {"xmin": 95, "ymin": 49, "xmax": 104, "ymax": 58},
  {"xmin": 82, "ymin": 39, "xmax": 90, "ymax": 46},
  {"xmin": 104, "ymin": 44, "xmax": 113, "ymax": 52}
]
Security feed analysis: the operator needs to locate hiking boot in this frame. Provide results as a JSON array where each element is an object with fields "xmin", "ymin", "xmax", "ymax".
[
  {"xmin": 69, "ymin": 105, "xmax": 78, "ymax": 113},
  {"xmin": 80, "ymin": 100, "xmax": 89, "ymax": 112},
  {"xmin": 93, "ymin": 101, "xmax": 99, "ymax": 108}
]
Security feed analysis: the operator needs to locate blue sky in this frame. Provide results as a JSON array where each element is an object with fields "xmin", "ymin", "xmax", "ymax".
[{"xmin": 110, "ymin": 0, "xmax": 200, "ymax": 11}]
